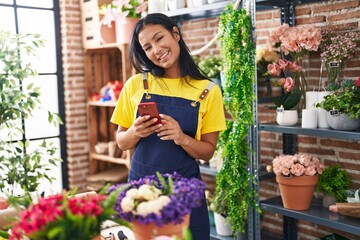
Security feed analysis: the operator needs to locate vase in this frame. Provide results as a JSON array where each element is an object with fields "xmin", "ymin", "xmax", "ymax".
[
  {"xmin": 326, "ymin": 61, "xmax": 343, "ymax": 84},
  {"xmin": 317, "ymin": 91, "xmax": 331, "ymax": 129},
  {"xmin": 116, "ymin": 17, "xmax": 140, "ymax": 44},
  {"xmin": 99, "ymin": 21, "xmax": 116, "ymax": 44},
  {"xmin": 276, "ymin": 175, "xmax": 318, "ymax": 210},
  {"xmin": 322, "ymin": 193, "xmax": 336, "ymax": 208},
  {"xmin": 132, "ymin": 214, "xmax": 190, "ymax": 240},
  {"xmin": 214, "ymin": 212, "xmax": 232, "ymax": 236},
  {"xmin": 276, "ymin": 109, "xmax": 298, "ymax": 126},
  {"xmin": 326, "ymin": 113, "xmax": 360, "ymax": 131}
]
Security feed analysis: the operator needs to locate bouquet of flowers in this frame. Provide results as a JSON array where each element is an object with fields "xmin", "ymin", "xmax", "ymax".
[
  {"xmin": 266, "ymin": 24, "xmax": 322, "ymax": 109},
  {"xmin": 320, "ymin": 28, "xmax": 360, "ymax": 84},
  {"xmin": 267, "ymin": 154, "xmax": 324, "ymax": 177},
  {"xmin": 7, "ymin": 189, "xmax": 123, "ymax": 240},
  {"xmin": 99, "ymin": 0, "xmax": 147, "ymax": 27},
  {"xmin": 108, "ymin": 172, "xmax": 205, "ymax": 227}
]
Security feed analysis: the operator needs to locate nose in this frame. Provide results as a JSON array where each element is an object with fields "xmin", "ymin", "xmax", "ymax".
[{"xmin": 153, "ymin": 45, "xmax": 162, "ymax": 55}]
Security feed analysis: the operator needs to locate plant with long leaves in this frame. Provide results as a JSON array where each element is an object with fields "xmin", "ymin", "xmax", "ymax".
[{"xmin": 213, "ymin": 4, "xmax": 260, "ymax": 235}]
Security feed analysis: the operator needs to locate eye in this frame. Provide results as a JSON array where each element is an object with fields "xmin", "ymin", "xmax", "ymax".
[{"xmin": 156, "ymin": 36, "xmax": 164, "ymax": 42}]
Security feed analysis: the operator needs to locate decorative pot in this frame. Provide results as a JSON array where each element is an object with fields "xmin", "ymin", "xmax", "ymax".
[
  {"xmin": 317, "ymin": 91, "xmax": 331, "ymax": 129},
  {"xmin": 276, "ymin": 110, "xmax": 298, "ymax": 126},
  {"xmin": 99, "ymin": 21, "xmax": 116, "ymax": 44},
  {"xmin": 276, "ymin": 175, "xmax": 318, "ymax": 210},
  {"xmin": 322, "ymin": 193, "xmax": 336, "ymax": 208},
  {"xmin": 116, "ymin": 17, "xmax": 140, "ymax": 44},
  {"xmin": 214, "ymin": 212, "xmax": 232, "ymax": 236},
  {"xmin": 132, "ymin": 214, "xmax": 190, "ymax": 240},
  {"xmin": 168, "ymin": 0, "xmax": 186, "ymax": 10},
  {"xmin": 148, "ymin": 0, "xmax": 167, "ymax": 13},
  {"xmin": 326, "ymin": 113, "xmax": 360, "ymax": 131}
]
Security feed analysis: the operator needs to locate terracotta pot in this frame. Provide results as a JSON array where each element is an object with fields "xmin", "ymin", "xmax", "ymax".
[
  {"xmin": 276, "ymin": 175, "xmax": 318, "ymax": 210},
  {"xmin": 116, "ymin": 17, "xmax": 140, "ymax": 44},
  {"xmin": 132, "ymin": 214, "xmax": 190, "ymax": 240},
  {"xmin": 92, "ymin": 235, "xmax": 101, "ymax": 240}
]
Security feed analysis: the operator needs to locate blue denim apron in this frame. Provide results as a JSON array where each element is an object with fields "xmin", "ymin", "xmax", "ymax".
[{"xmin": 128, "ymin": 73, "xmax": 213, "ymax": 240}]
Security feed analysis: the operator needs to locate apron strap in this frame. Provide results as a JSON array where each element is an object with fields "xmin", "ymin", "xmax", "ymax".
[
  {"xmin": 191, "ymin": 82, "xmax": 216, "ymax": 107},
  {"xmin": 142, "ymin": 72, "xmax": 151, "ymax": 99}
]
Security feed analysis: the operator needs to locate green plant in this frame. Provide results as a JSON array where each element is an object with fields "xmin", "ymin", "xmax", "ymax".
[
  {"xmin": 197, "ymin": 55, "xmax": 224, "ymax": 79},
  {"xmin": 213, "ymin": 4, "xmax": 259, "ymax": 234},
  {"xmin": 0, "ymin": 31, "xmax": 62, "ymax": 199},
  {"xmin": 316, "ymin": 79, "xmax": 360, "ymax": 119},
  {"xmin": 316, "ymin": 164, "xmax": 352, "ymax": 202}
]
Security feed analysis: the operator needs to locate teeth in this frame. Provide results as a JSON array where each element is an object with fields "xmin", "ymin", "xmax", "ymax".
[{"xmin": 159, "ymin": 51, "xmax": 168, "ymax": 61}]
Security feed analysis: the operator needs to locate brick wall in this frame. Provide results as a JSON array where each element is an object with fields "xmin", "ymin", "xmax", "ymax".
[
  {"xmin": 59, "ymin": 0, "xmax": 360, "ymax": 238},
  {"xmin": 183, "ymin": 0, "xmax": 360, "ymax": 239},
  {"xmin": 60, "ymin": 0, "xmax": 89, "ymax": 191}
]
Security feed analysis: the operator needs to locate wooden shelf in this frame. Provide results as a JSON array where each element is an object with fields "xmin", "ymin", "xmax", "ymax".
[
  {"xmin": 88, "ymin": 101, "xmax": 117, "ymax": 107},
  {"xmin": 91, "ymin": 152, "xmax": 130, "ymax": 168}
]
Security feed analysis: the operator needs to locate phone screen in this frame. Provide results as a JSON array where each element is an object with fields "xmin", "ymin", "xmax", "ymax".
[{"xmin": 138, "ymin": 102, "xmax": 162, "ymax": 126}]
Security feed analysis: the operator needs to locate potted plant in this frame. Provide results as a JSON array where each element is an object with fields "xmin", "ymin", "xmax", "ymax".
[
  {"xmin": 108, "ymin": 172, "xmax": 205, "ymax": 240},
  {"xmin": 315, "ymin": 78, "xmax": 360, "ymax": 131},
  {"xmin": 99, "ymin": 0, "xmax": 147, "ymax": 44},
  {"xmin": 316, "ymin": 164, "xmax": 352, "ymax": 207},
  {"xmin": 3, "ymin": 187, "xmax": 126, "ymax": 240},
  {"xmin": 268, "ymin": 154, "xmax": 325, "ymax": 210},
  {"xmin": 0, "ymin": 31, "xmax": 62, "ymax": 204}
]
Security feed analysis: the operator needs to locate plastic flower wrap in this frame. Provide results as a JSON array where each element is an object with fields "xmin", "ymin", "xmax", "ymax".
[
  {"xmin": 108, "ymin": 172, "xmax": 206, "ymax": 227},
  {"xmin": 267, "ymin": 154, "xmax": 324, "ymax": 177}
]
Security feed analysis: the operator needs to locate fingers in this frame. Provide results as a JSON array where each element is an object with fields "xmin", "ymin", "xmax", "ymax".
[{"xmin": 133, "ymin": 115, "xmax": 162, "ymax": 138}]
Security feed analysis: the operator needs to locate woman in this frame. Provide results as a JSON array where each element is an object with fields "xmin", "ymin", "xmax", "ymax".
[{"xmin": 110, "ymin": 13, "xmax": 226, "ymax": 239}]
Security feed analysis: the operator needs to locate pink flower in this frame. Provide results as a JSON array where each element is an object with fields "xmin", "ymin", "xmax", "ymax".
[
  {"xmin": 356, "ymin": 76, "xmax": 360, "ymax": 87},
  {"xmin": 267, "ymin": 63, "xmax": 281, "ymax": 76},
  {"xmin": 283, "ymin": 77, "xmax": 295, "ymax": 93},
  {"xmin": 270, "ymin": 154, "xmax": 324, "ymax": 177}
]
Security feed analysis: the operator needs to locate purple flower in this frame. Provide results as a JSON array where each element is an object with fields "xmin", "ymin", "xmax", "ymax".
[{"xmin": 108, "ymin": 172, "xmax": 206, "ymax": 226}]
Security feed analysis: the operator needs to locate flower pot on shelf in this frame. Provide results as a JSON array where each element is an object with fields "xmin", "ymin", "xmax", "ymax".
[
  {"xmin": 276, "ymin": 175, "xmax": 318, "ymax": 211},
  {"xmin": 276, "ymin": 109, "xmax": 298, "ymax": 126},
  {"xmin": 116, "ymin": 17, "xmax": 140, "ymax": 44},
  {"xmin": 132, "ymin": 214, "xmax": 190, "ymax": 240},
  {"xmin": 214, "ymin": 212, "xmax": 232, "ymax": 236},
  {"xmin": 326, "ymin": 113, "xmax": 360, "ymax": 131},
  {"xmin": 322, "ymin": 193, "xmax": 336, "ymax": 208}
]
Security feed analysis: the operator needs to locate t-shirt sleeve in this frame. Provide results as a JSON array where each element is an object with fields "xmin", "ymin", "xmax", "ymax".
[
  {"xmin": 110, "ymin": 77, "xmax": 135, "ymax": 129},
  {"xmin": 201, "ymin": 84, "xmax": 227, "ymax": 134}
]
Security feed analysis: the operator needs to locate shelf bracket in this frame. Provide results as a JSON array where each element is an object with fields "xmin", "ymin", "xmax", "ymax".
[{"xmin": 280, "ymin": 0, "xmax": 295, "ymax": 26}]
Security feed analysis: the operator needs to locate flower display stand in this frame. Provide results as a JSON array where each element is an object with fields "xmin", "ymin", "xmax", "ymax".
[
  {"xmin": 276, "ymin": 175, "xmax": 318, "ymax": 210},
  {"xmin": 132, "ymin": 214, "xmax": 190, "ymax": 240}
]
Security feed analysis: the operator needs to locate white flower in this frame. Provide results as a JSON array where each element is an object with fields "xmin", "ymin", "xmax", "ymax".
[
  {"xmin": 120, "ymin": 196, "xmax": 135, "ymax": 212},
  {"xmin": 136, "ymin": 201, "xmax": 153, "ymax": 216},
  {"xmin": 137, "ymin": 185, "xmax": 161, "ymax": 201},
  {"xmin": 126, "ymin": 188, "xmax": 138, "ymax": 198},
  {"xmin": 0, "ymin": 60, "xmax": 5, "ymax": 74}
]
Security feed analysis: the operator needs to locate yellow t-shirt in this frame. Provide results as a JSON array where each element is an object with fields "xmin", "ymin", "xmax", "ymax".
[{"xmin": 110, "ymin": 73, "xmax": 227, "ymax": 140}]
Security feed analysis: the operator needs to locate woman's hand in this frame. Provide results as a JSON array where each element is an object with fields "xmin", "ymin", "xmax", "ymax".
[
  {"xmin": 132, "ymin": 115, "xmax": 163, "ymax": 138},
  {"xmin": 156, "ymin": 114, "xmax": 187, "ymax": 145}
]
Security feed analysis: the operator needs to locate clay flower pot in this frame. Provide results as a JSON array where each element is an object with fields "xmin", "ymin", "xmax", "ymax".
[{"xmin": 276, "ymin": 175, "xmax": 318, "ymax": 210}]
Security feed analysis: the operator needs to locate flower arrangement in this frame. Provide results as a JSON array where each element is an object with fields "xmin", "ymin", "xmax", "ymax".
[
  {"xmin": 108, "ymin": 172, "xmax": 205, "ymax": 226},
  {"xmin": 267, "ymin": 154, "xmax": 324, "ymax": 177},
  {"xmin": 316, "ymin": 79, "xmax": 360, "ymax": 120},
  {"xmin": 320, "ymin": 28, "xmax": 360, "ymax": 84},
  {"xmin": 266, "ymin": 59, "xmax": 302, "ymax": 110},
  {"xmin": 99, "ymin": 0, "xmax": 147, "ymax": 27},
  {"xmin": 266, "ymin": 24, "xmax": 322, "ymax": 109},
  {"xmin": 7, "ymin": 189, "xmax": 123, "ymax": 240},
  {"xmin": 256, "ymin": 46, "xmax": 280, "ymax": 75}
]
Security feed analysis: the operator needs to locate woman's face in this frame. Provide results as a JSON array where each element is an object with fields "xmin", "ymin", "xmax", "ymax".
[{"xmin": 138, "ymin": 24, "xmax": 181, "ymax": 78}]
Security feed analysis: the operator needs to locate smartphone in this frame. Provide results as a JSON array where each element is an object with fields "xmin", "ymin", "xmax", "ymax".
[{"xmin": 138, "ymin": 102, "xmax": 162, "ymax": 126}]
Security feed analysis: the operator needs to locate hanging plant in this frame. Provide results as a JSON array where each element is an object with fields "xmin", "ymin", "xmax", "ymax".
[{"xmin": 213, "ymin": 4, "xmax": 260, "ymax": 234}]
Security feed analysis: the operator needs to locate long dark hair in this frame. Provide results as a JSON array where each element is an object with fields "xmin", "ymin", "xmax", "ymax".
[{"xmin": 129, "ymin": 13, "xmax": 208, "ymax": 80}]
